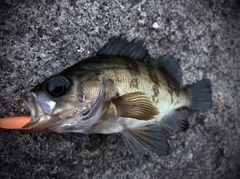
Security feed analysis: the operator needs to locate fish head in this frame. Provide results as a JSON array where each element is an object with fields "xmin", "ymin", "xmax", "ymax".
[{"xmin": 21, "ymin": 75, "xmax": 105, "ymax": 133}]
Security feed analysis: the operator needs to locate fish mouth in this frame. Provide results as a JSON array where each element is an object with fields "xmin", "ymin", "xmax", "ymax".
[{"xmin": 21, "ymin": 91, "xmax": 57, "ymax": 131}]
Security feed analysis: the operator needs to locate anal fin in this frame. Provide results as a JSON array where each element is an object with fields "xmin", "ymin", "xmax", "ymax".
[
  {"xmin": 159, "ymin": 110, "xmax": 190, "ymax": 132},
  {"xmin": 121, "ymin": 123, "xmax": 170, "ymax": 159},
  {"xmin": 112, "ymin": 92, "xmax": 158, "ymax": 120},
  {"xmin": 121, "ymin": 132, "xmax": 145, "ymax": 160}
]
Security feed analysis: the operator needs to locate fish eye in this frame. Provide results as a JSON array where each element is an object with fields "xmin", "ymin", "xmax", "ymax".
[{"xmin": 45, "ymin": 76, "xmax": 71, "ymax": 97}]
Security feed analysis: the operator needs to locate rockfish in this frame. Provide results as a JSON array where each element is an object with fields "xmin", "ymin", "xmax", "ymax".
[{"xmin": 22, "ymin": 37, "xmax": 212, "ymax": 159}]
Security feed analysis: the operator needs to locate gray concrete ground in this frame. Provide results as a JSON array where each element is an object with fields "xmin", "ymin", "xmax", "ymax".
[{"xmin": 0, "ymin": 0, "xmax": 240, "ymax": 178}]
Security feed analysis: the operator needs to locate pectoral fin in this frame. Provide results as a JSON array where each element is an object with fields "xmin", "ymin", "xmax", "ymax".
[
  {"xmin": 84, "ymin": 134, "xmax": 107, "ymax": 153},
  {"xmin": 121, "ymin": 123, "xmax": 170, "ymax": 159},
  {"xmin": 112, "ymin": 92, "xmax": 158, "ymax": 120}
]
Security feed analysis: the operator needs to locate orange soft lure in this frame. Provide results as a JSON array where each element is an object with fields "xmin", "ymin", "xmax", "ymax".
[{"xmin": 0, "ymin": 116, "xmax": 31, "ymax": 129}]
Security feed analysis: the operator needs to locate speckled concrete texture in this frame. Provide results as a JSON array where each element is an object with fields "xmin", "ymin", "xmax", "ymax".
[{"xmin": 0, "ymin": 0, "xmax": 240, "ymax": 178}]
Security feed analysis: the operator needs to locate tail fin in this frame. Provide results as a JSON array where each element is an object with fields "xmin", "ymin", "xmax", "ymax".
[{"xmin": 188, "ymin": 79, "xmax": 212, "ymax": 112}]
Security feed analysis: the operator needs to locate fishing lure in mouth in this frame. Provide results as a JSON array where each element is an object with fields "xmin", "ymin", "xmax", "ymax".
[
  {"xmin": 0, "ymin": 36, "xmax": 212, "ymax": 159},
  {"xmin": 0, "ymin": 117, "xmax": 31, "ymax": 129}
]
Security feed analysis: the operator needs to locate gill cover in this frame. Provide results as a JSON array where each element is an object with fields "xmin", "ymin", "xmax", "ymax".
[{"xmin": 48, "ymin": 80, "xmax": 107, "ymax": 132}]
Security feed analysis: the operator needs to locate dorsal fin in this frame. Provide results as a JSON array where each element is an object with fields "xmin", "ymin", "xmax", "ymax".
[
  {"xmin": 150, "ymin": 55, "xmax": 183, "ymax": 87},
  {"xmin": 97, "ymin": 37, "xmax": 183, "ymax": 88},
  {"xmin": 97, "ymin": 36, "xmax": 153, "ymax": 62}
]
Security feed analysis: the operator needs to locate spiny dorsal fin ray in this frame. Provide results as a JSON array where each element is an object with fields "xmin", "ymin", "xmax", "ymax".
[
  {"xmin": 97, "ymin": 37, "xmax": 183, "ymax": 88},
  {"xmin": 97, "ymin": 36, "xmax": 153, "ymax": 62},
  {"xmin": 112, "ymin": 92, "xmax": 159, "ymax": 120}
]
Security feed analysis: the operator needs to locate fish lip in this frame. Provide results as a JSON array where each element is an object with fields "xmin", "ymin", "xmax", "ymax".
[
  {"xmin": 21, "ymin": 92, "xmax": 42, "ymax": 122},
  {"xmin": 21, "ymin": 91, "xmax": 52, "ymax": 129}
]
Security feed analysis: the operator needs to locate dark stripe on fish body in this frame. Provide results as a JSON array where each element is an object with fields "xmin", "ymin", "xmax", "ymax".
[
  {"xmin": 152, "ymin": 84, "xmax": 160, "ymax": 103},
  {"xmin": 174, "ymin": 100, "xmax": 180, "ymax": 105},
  {"xmin": 129, "ymin": 78, "xmax": 139, "ymax": 89},
  {"xmin": 167, "ymin": 89, "xmax": 174, "ymax": 103},
  {"xmin": 174, "ymin": 90, "xmax": 181, "ymax": 97},
  {"xmin": 124, "ymin": 59, "xmax": 141, "ymax": 76},
  {"xmin": 147, "ymin": 67, "xmax": 159, "ymax": 85},
  {"xmin": 111, "ymin": 69, "xmax": 123, "ymax": 84}
]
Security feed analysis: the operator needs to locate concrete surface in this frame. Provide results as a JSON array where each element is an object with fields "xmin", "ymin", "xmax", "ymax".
[{"xmin": 0, "ymin": 0, "xmax": 240, "ymax": 178}]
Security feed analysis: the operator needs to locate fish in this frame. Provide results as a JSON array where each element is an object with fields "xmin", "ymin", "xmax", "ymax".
[{"xmin": 21, "ymin": 36, "xmax": 212, "ymax": 159}]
